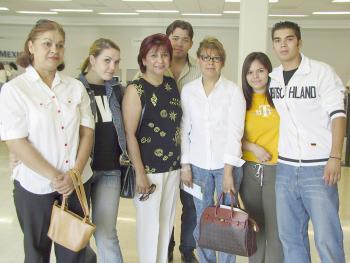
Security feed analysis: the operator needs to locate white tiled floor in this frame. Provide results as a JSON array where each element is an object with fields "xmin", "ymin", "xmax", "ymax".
[{"xmin": 0, "ymin": 141, "xmax": 349, "ymax": 263}]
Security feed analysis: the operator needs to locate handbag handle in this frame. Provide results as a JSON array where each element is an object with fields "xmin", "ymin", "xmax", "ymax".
[
  {"xmin": 120, "ymin": 96, "xmax": 146, "ymax": 166},
  {"xmin": 215, "ymin": 191, "xmax": 242, "ymax": 218},
  {"xmin": 61, "ymin": 169, "xmax": 90, "ymax": 221},
  {"xmin": 216, "ymin": 191, "xmax": 260, "ymax": 232}
]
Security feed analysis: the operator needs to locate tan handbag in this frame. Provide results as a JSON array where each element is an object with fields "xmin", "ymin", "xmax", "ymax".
[{"xmin": 47, "ymin": 169, "xmax": 96, "ymax": 252}]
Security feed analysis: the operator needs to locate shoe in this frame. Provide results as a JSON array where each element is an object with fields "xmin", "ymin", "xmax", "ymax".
[
  {"xmin": 181, "ymin": 251, "xmax": 198, "ymax": 263},
  {"xmin": 168, "ymin": 250, "xmax": 173, "ymax": 262}
]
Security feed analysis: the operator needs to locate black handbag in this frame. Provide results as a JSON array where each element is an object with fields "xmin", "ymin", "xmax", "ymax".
[
  {"xmin": 120, "ymin": 103, "xmax": 145, "ymax": 199},
  {"xmin": 120, "ymin": 164, "xmax": 136, "ymax": 198},
  {"xmin": 198, "ymin": 192, "xmax": 259, "ymax": 257}
]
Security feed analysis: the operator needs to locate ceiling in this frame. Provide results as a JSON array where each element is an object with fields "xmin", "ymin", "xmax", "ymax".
[{"xmin": 0, "ymin": 0, "xmax": 350, "ymax": 26}]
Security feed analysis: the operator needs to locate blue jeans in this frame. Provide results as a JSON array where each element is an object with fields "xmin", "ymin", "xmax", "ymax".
[
  {"xmin": 275, "ymin": 163, "xmax": 345, "ymax": 263},
  {"xmin": 169, "ymin": 189, "xmax": 197, "ymax": 255},
  {"xmin": 91, "ymin": 170, "xmax": 123, "ymax": 263},
  {"xmin": 191, "ymin": 165, "xmax": 243, "ymax": 263}
]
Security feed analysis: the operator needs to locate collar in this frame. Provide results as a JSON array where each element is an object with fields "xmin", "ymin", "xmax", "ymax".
[
  {"xmin": 25, "ymin": 65, "xmax": 64, "ymax": 86},
  {"xmin": 78, "ymin": 72, "xmax": 118, "ymax": 91},
  {"xmin": 269, "ymin": 53, "xmax": 310, "ymax": 82},
  {"xmin": 199, "ymin": 75, "xmax": 224, "ymax": 89},
  {"xmin": 166, "ymin": 54, "xmax": 197, "ymax": 78},
  {"xmin": 187, "ymin": 55, "xmax": 197, "ymax": 67}
]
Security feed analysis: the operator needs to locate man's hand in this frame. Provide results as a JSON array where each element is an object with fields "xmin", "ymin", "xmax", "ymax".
[
  {"xmin": 323, "ymin": 158, "xmax": 342, "ymax": 185},
  {"xmin": 181, "ymin": 165, "xmax": 193, "ymax": 188}
]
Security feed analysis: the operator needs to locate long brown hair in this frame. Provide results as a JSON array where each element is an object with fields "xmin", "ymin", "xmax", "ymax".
[
  {"xmin": 81, "ymin": 38, "xmax": 120, "ymax": 73},
  {"xmin": 16, "ymin": 19, "xmax": 66, "ymax": 71},
  {"xmin": 242, "ymin": 52, "xmax": 273, "ymax": 110}
]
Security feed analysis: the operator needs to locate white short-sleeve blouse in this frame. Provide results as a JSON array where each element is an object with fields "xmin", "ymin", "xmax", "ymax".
[{"xmin": 0, "ymin": 65, "xmax": 95, "ymax": 194}]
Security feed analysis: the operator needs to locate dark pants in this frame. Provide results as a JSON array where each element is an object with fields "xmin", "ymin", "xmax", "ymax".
[
  {"xmin": 169, "ymin": 189, "xmax": 197, "ymax": 254},
  {"xmin": 13, "ymin": 179, "xmax": 95, "ymax": 263},
  {"xmin": 240, "ymin": 162, "xmax": 283, "ymax": 263}
]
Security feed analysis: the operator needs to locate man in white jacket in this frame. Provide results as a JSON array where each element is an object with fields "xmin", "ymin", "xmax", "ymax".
[{"xmin": 269, "ymin": 21, "xmax": 346, "ymax": 263}]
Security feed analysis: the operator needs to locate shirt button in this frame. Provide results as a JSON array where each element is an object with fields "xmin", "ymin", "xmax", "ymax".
[
  {"xmin": 52, "ymin": 96, "xmax": 56, "ymax": 99},
  {"xmin": 57, "ymin": 110, "xmax": 61, "ymax": 113},
  {"xmin": 61, "ymin": 126, "xmax": 64, "ymax": 130},
  {"xmin": 65, "ymin": 160, "xmax": 69, "ymax": 163},
  {"xmin": 64, "ymin": 143, "xmax": 68, "ymax": 147}
]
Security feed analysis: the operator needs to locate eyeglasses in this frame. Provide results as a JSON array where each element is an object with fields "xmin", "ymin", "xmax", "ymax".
[
  {"xmin": 200, "ymin": 55, "xmax": 222, "ymax": 63},
  {"xmin": 139, "ymin": 184, "xmax": 156, "ymax": 201}
]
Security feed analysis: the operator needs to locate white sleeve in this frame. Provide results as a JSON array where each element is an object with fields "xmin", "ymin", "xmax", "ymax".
[
  {"xmin": 223, "ymin": 84, "xmax": 246, "ymax": 167},
  {"xmin": 0, "ymin": 83, "xmax": 29, "ymax": 140},
  {"xmin": 77, "ymin": 81, "xmax": 95, "ymax": 129},
  {"xmin": 319, "ymin": 64, "xmax": 346, "ymax": 120},
  {"xmin": 180, "ymin": 85, "xmax": 191, "ymax": 164}
]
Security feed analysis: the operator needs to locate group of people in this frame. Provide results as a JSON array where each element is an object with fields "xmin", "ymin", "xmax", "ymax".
[
  {"xmin": 0, "ymin": 17, "xmax": 346, "ymax": 263},
  {"xmin": 0, "ymin": 62, "xmax": 18, "ymax": 89}
]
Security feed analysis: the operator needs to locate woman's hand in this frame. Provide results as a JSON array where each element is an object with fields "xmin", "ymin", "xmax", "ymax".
[
  {"xmin": 9, "ymin": 152, "xmax": 21, "ymax": 170},
  {"xmin": 136, "ymin": 172, "xmax": 151, "ymax": 194},
  {"xmin": 181, "ymin": 164, "xmax": 193, "ymax": 188},
  {"xmin": 252, "ymin": 144, "xmax": 271, "ymax": 163},
  {"xmin": 52, "ymin": 172, "xmax": 74, "ymax": 195},
  {"xmin": 222, "ymin": 165, "xmax": 235, "ymax": 194}
]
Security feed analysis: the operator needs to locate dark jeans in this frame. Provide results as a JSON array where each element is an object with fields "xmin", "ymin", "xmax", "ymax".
[
  {"xmin": 168, "ymin": 189, "xmax": 197, "ymax": 254},
  {"xmin": 240, "ymin": 162, "xmax": 283, "ymax": 263},
  {"xmin": 13, "ymin": 179, "xmax": 96, "ymax": 263}
]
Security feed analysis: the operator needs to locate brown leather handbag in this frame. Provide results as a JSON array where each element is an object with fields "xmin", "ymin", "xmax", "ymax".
[
  {"xmin": 48, "ymin": 169, "xmax": 96, "ymax": 252},
  {"xmin": 198, "ymin": 192, "xmax": 259, "ymax": 257}
]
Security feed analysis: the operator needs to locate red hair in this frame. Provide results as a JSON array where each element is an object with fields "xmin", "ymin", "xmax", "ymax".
[{"xmin": 137, "ymin": 33, "xmax": 173, "ymax": 73}]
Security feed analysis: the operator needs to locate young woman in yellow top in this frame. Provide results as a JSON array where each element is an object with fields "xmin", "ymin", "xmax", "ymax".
[{"xmin": 240, "ymin": 52, "xmax": 283, "ymax": 263}]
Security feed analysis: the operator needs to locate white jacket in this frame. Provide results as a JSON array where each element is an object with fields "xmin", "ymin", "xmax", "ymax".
[{"xmin": 269, "ymin": 54, "xmax": 345, "ymax": 166}]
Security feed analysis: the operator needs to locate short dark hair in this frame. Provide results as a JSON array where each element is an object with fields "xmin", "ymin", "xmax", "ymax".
[
  {"xmin": 271, "ymin": 21, "xmax": 301, "ymax": 41},
  {"xmin": 166, "ymin": 20, "xmax": 194, "ymax": 40},
  {"xmin": 137, "ymin": 33, "xmax": 173, "ymax": 73},
  {"xmin": 242, "ymin": 52, "xmax": 274, "ymax": 110},
  {"xmin": 0, "ymin": 62, "xmax": 4, "ymax": 70}
]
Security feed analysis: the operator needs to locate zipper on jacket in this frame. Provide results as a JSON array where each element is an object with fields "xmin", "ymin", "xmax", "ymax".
[{"xmin": 283, "ymin": 80, "xmax": 302, "ymax": 165}]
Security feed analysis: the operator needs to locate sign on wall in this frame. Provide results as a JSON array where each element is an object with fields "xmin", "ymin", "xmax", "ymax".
[{"xmin": 0, "ymin": 50, "xmax": 21, "ymax": 65}]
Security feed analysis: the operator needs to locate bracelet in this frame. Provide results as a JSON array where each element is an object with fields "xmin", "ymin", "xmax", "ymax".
[
  {"xmin": 329, "ymin": 156, "xmax": 341, "ymax": 160},
  {"xmin": 70, "ymin": 168, "xmax": 81, "ymax": 177}
]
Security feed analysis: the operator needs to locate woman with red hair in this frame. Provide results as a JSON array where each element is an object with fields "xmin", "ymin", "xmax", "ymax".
[{"xmin": 122, "ymin": 33, "xmax": 182, "ymax": 263}]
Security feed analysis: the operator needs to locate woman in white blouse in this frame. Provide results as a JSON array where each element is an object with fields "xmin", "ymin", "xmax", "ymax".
[
  {"xmin": 180, "ymin": 37, "xmax": 246, "ymax": 263},
  {"xmin": 0, "ymin": 20, "xmax": 94, "ymax": 263}
]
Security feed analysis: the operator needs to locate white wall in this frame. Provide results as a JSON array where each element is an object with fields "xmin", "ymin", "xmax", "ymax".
[
  {"xmin": 266, "ymin": 28, "xmax": 350, "ymax": 85},
  {"xmin": 0, "ymin": 24, "xmax": 349, "ymax": 85}
]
